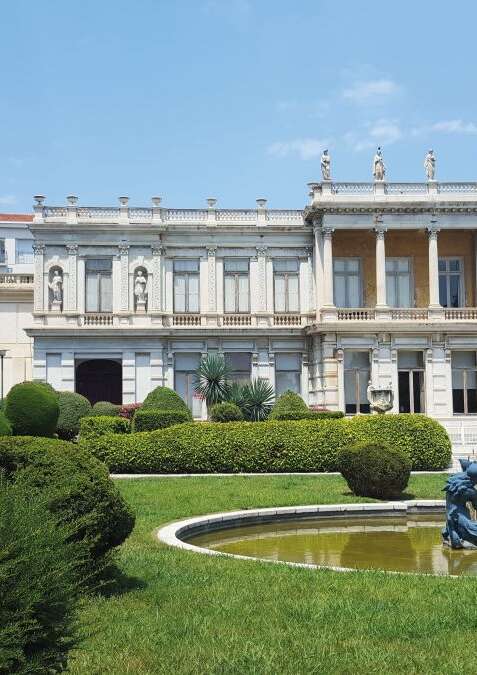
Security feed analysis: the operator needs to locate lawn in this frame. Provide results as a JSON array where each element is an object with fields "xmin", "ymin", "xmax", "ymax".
[{"xmin": 69, "ymin": 474, "xmax": 477, "ymax": 675}]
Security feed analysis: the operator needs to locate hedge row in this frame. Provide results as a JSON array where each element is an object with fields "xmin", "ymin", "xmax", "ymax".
[
  {"xmin": 132, "ymin": 408, "xmax": 192, "ymax": 432},
  {"xmin": 82, "ymin": 414, "xmax": 452, "ymax": 473},
  {"xmin": 79, "ymin": 415, "xmax": 130, "ymax": 440}
]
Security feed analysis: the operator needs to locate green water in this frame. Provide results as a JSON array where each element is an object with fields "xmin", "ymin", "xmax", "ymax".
[{"xmin": 188, "ymin": 515, "xmax": 477, "ymax": 576}]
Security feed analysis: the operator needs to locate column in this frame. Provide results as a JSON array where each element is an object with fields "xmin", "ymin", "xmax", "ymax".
[
  {"xmin": 313, "ymin": 219, "xmax": 324, "ymax": 320},
  {"xmin": 374, "ymin": 221, "xmax": 388, "ymax": 313},
  {"xmin": 427, "ymin": 223, "xmax": 442, "ymax": 314},
  {"xmin": 255, "ymin": 245, "xmax": 269, "ymax": 325},
  {"xmin": 321, "ymin": 227, "xmax": 336, "ymax": 320},
  {"xmin": 150, "ymin": 244, "xmax": 163, "ymax": 312},
  {"xmin": 66, "ymin": 243, "xmax": 78, "ymax": 312},
  {"xmin": 207, "ymin": 245, "xmax": 217, "ymax": 312},
  {"xmin": 118, "ymin": 242, "xmax": 130, "ymax": 313},
  {"xmin": 33, "ymin": 243, "xmax": 45, "ymax": 312}
]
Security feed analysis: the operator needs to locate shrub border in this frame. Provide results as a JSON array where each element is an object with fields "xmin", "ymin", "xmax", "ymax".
[{"xmin": 157, "ymin": 500, "xmax": 446, "ymax": 575}]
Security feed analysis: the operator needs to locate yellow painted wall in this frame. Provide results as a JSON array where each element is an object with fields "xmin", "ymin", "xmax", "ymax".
[{"xmin": 333, "ymin": 230, "xmax": 475, "ymax": 307}]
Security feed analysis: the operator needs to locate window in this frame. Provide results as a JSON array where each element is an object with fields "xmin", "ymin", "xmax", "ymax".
[
  {"xmin": 344, "ymin": 351, "xmax": 370, "ymax": 414},
  {"xmin": 225, "ymin": 352, "xmax": 251, "ymax": 384},
  {"xmin": 334, "ymin": 258, "xmax": 361, "ymax": 307},
  {"xmin": 274, "ymin": 259, "xmax": 299, "ymax": 313},
  {"xmin": 439, "ymin": 258, "xmax": 463, "ymax": 308},
  {"xmin": 15, "ymin": 239, "xmax": 33, "ymax": 264},
  {"xmin": 174, "ymin": 260, "xmax": 200, "ymax": 313},
  {"xmin": 386, "ymin": 258, "xmax": 412, "ymax": 307},
  {"xmin": 224, "ymin": 259, "xmax": 249, "ymax": 313},
  {"xmin": 0, "ymin": 240, "xmax": 5, "ymax": 264},
  {"xmin": 174, "ymin": 353, "xmax": 202, "ymax": 418},
  {"xmin": 452, "ymin": 351, "xmax": 477, "ymax": 414},
  {"xmin": 398, "ymin": 351, "xmax": 424, "ymax": 413},
  {"xmin": 85, "ymin": 259, "xmax": 113, "ymax": 312},
  {"xmin": 275, "ymin": 353, "xmax": 301, "ymax": 395}
]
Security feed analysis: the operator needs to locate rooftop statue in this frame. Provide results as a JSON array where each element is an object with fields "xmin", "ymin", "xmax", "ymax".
[
  {"xmin": 320, "ymin": 149, "xmax": 331, "ymax": 181},
  {"xmin": 442, "ymin": 459, "xmax": 477, "ymax": 549},
  {"xmin": 373, "ymin": 147, "xmax": 385, "ymax": 181},
  {"xmin": 424, "ymin": 149, "xmax": 436, "ymax": 181}
]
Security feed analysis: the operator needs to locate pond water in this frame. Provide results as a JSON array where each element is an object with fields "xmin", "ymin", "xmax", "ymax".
[{"xmin": 187, "ymin": 514, "xmax": 477, "ymax": 576}]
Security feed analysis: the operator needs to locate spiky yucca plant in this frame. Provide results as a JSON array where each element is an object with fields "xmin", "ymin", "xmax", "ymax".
[
  {"xmin": 194, "ymin": 354, "xmax": 231, "ymax": 410},
  {"xmin": 241, "ymin": 379, "xmax": 275, "ymax": 421}
]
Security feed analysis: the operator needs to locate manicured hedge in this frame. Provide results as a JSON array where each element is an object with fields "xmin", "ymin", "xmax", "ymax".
[
  {"xmin": 5, "ymin": 382, "xmax": 59, "ymax": 437},
  {"xmin": 339, "ymin": 442, "xmax": 411, "ymax": 499},
  {"xmin": 56, "ymin": 391, "xmax": 92, "ymax": 440},
  {"xmin": 269, "ymin": 391, "xmax": 344, "ymax": 420},
  {"xmin": 348, "ymin": 414, "xmax": 451, "ymax": 471},
  {"xmin": 142, "ymin": 386, "xmax": 189, "ymax": 412},
  {"xmin": 132, "ymin": 408, "xmax": 192, "ymax": 432},
  {"xmin": 82, "ymin": 414, "xmax": 452, "ymax": 473},
  {"xmin": 0, "ymin": 481, "xmax": 82, "ymax": 673},
  {"xmin": 209, "ymin": 402, "xmax": 244, "ymax": 422},
  {"xmin": 0, "ymin": 436, "xmax": 135, "ymax": 576},
  {"xmin": 79, "ymin": 415, "xmax": 130, "ymax": 441},
  {"xmin": 0, "ymin": 411, "xmax": 12, "ymax": 436},
  {"xmin": 89, "ymin": 401, "xmax": 121, "ymax": 417}
]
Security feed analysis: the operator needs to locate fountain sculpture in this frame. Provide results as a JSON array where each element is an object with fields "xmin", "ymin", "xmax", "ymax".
[{"xmin": 443, "ymin": 459, "xmax": 477, "ymax": 549}]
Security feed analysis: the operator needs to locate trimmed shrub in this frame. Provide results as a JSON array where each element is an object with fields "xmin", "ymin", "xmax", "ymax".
[
  {"xmin": 119, "ymin": 403, "xmax": 142, "ymax": 420},
  {"xmin": 0, "ymin": 436, "xmax": 135, "ymax": 576},
  {"xmin": 311, "ymin": 410, "xmax": 344, "ymax": 419},
  {"xmin": 269, "ymin": 390, "xmax": 309, "ymax": 420},
  {"xmin": 79, "ymin": 415, "xmax": 130, "ymax": 441},
  {"xmin": 338, "ymin": 442, "xmax": 411, "ymax": 499},
  {"xmin": 84, "ymin": 419, "xmax": 353, "ymax": 474},
  {"xmin": 5, "ymin": 382, "xmax": 59, "ymax": 437},
  {"xmin": 210, "ymin": 402, "xmax": 244, "ymax": 423},
  {"xmin": 142, "ymin": 386, "xmax": 189, "ymax": 412},
  {"xmin": 0, "ymin": 481, "xmax": 82, "ymax": 674},
  {"xmin": 348, "ymin": 413, "xmax": 452, "ymax": 470},
  {"xmin": 89, "ymin": 401, "xmax": 121, "ymax": 417},
  {"xmin": 56, "ymin": 391, "xmax": 92, "ymax": 440},
  {"xmin": 132, "ymin": 408, "xmax": 192, "ymax": 432},
  {"xmin": 0, "ymin": 411, "xmax": 12, "ymax": 436}
]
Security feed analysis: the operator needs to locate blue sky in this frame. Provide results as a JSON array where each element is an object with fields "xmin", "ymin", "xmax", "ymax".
[{"xmin": 1, "ymin": 0, "xmax": 476, "ymax": 211}]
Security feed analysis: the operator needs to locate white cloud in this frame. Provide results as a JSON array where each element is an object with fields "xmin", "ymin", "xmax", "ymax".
[
  {"xmin": 267, "ymin": 138, "xmax": 329, "ymax": 160},
  {"xmin": 0, "ymin": 195, "xmax": 16, "ymax": 206},
  {"xmin": 342, "ymin": 79, "xmax": 399, "ymax": 103},
  {"xmin": 345, "ymin": 119, "xmax": 402, "ymax": 152},
  {"xmin": 412, "ymin": 119, "xmax": 477, "ymax": 136}
]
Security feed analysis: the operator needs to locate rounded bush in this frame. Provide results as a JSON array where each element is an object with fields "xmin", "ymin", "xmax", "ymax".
[
  {"xmin": 0, "ymin": 436, "xmax": 135, "ymax": 576},
  {"xmin": 209, "ymin": 402, "xmax": 244, "ymax": 422},
  {"xmin": 0, "ymin": 411, "xmax": 12, "ymax": 436},
  {"xmin": 142, "ymin": 386, "xmax": 189, "ymax": 412},
  {"xmin": 79, "ymin": 415, "xmax": 130, "ymax": 441},
  {"xmin": 348, "ymin": 413, "xmax": 452, "ymax": 470},
  {"xmin": 338, "ymin": 442, "xmax": 411, "ymax": 499},
  {"xmin": 132, "ymin": 408, "xmax": 192, "ymax": 432},
  {"xmin": 0, "ymin": 481, "xmax": 82, "ymax": 673},
  {"xmin": 5, "ymin": 382, "xmax": 59, "ymax": 437},
  {"xmin": 56, "ymin": 391, "xmax": 92, "ymax": 440},
  {"xmin": 269, "ymin": 391, "xmax": 309, "ymax": 420},
  {"xmin": 89, "ymin": 401, "xmax": 121, "ymax": 417}
]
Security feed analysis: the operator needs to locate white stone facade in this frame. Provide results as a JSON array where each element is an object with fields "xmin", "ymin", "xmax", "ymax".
[{"xmin": 21, "ymin": 183, "xmax": 477, "ymax": 461}]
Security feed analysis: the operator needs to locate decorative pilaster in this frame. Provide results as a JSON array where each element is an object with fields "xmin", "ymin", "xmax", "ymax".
[
  {"xmin": 321, "ymin": 226, "xmax": 337, "ymax": 320},
  {"xmin": 313, "ymin": 219, "xmax": 324, "ymax": 320},
  {"xmin": 374, "ymin": 217, "xmax": 389, "ymax": 316},
  {"xmin": 255, "ymin": 245, "xmax": 268, "ymax": 316},
  {"xmin": 66, "ymin": 243, "xmax": 78, "ymax": 312},
  {"xmin": 118, "ymin": 242, "xmax": 130, "ymax": 312},
  {"xmin": 33, "ymin": 243, "xmax": 45, "ymax": 312},
  {"xmin": 207, "ymin": 245, "xmax": 217, "ymax": 312},
  {"xmin": 151, "ymin": 244, "xmax": 164, "ymax": 312},
  {"xmin": 427, "ymin": 222, "xmax": 443, "ymax": 317}
]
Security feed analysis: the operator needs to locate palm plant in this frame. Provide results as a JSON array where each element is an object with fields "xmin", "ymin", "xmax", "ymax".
[
  {"xmin": 241, "ymin": 378, "xmax": 275, "ymax": 421},
  {"xmin": 194, "ymin": 354, "xmax": 231, "ymax": 410},
  {"xmin": 224, "ymin": 381, "xmax": 246, "ymax": 409}
]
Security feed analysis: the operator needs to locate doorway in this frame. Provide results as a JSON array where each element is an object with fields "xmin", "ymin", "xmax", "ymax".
[
  {"xmin": 75, "ymin": 359, "xmax": 122, "ymax": 405},
  {"xmin": 398, "ymin": 351, "xmax": 425, "ymax": 413}
]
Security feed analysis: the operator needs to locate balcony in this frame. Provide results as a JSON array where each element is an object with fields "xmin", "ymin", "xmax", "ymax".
[
  {"xmin": 0, "ymin": 273, "xmax": 34, "ymax": 295},
  {"xmin": 319, "ymin": 307, "xmax": 477, "ymax": 323}
]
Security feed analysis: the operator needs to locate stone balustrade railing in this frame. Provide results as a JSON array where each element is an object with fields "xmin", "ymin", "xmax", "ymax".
[
  {"xmin": 0, "ymin": 273, "xmax": 34, "ymax": 286},
  {"xmin": 308, "ymin": 181, "xmax": 477, "ymax": 201}
]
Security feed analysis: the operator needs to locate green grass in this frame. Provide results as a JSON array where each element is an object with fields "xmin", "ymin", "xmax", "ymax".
[{"xmin": 68, "ymin": 474, "xmax": 477, "ymax": 675}]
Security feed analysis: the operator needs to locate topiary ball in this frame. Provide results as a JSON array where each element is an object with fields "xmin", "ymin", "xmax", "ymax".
[
  {"xmin": 0, "ymin": 411, "xmax": 12, "ymax": 436},
  {"xmin": 209, "ymin": 402, "xmax": 244, "ymax": 422},
  {"xmin": 56, "ymin": 391, "xmax": 92, "ymax": 440},
  {"xmin": 269, "ymin": 390, "xmax": 309, "ymax": 420},
  {"xmin": 5, "ymin": 382, "xmax": 59, "ymax": 437},
  {"xmin": 142, "ymin": 386, "xmax": 189, "ymax": 411},
  {"xmin": 89, "ymin": 401, "xmax": 121, "ymax": 417},
  {"xmin": 338, "ymin": 442, "xmax": 411, "ymax": 500}
]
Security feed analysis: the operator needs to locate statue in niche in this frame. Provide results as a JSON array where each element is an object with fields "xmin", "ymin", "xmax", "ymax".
[
  {"xmin": 424, "ymin": 149, "xmax": 436, "ymax": 181},
  {"xmin": 48, "ymin": 268, "xmax": 63, "ymax": 307},
  {"xmin": 320, "ymin": 149, "xmax": 331, "ymax": 181},
  {"xmin": 373, "ymin": 147, "xmax": 386, "ymax": 181},
  {"xmin": 134, "ymin": 269, "xmax": 148, "ymax": 312},
  {"xmin": 442, "ymin": 459, "xmax": 477, "ymax": 549}
]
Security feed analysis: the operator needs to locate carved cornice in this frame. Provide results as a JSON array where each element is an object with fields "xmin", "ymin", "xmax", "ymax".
[{"xmin": 305, "ymin": 204, "xmax": 477, "ymax": 219}]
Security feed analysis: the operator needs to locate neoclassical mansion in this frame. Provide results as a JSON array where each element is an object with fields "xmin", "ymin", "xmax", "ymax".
[{"xmin": 3, "ymin": 177, "xmax": 477, "ymax": 456}]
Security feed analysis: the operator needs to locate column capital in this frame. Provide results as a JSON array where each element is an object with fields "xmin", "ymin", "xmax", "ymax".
[
  {"xmin": 256, "ymin": 244, "xmax": 268, "ymax": 256},
  {"xmin": 33, "ymin": 242, "xmax": 45, "ymax": 255},
  {"xmin": 427, "ymin": 224, "xmax": 440, "ymax": 239},
  {"xmin": 118, "ymin": 242, "xmax": 130, "ymax": 256},
  {"xmin": 374, "ymin": 226, "xmax": 387, "ymax": 239},
  {"xmin": 66, "ymin": 243, "xmax": 78, "ymax": 255},
  {"xmin": 312, "ymin": 215, "xmax": 322, "ymax": 233},
  {"xmin": 321, "ymin": 226, "xmax": 334, "ymax": 238},
  {"xmin": 151, "ymin": 244, "xmax": 164, "ymax": 256},
  {"xmin": 206, "ymin": 245, "xmax": 217, "ymax": 257}
]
